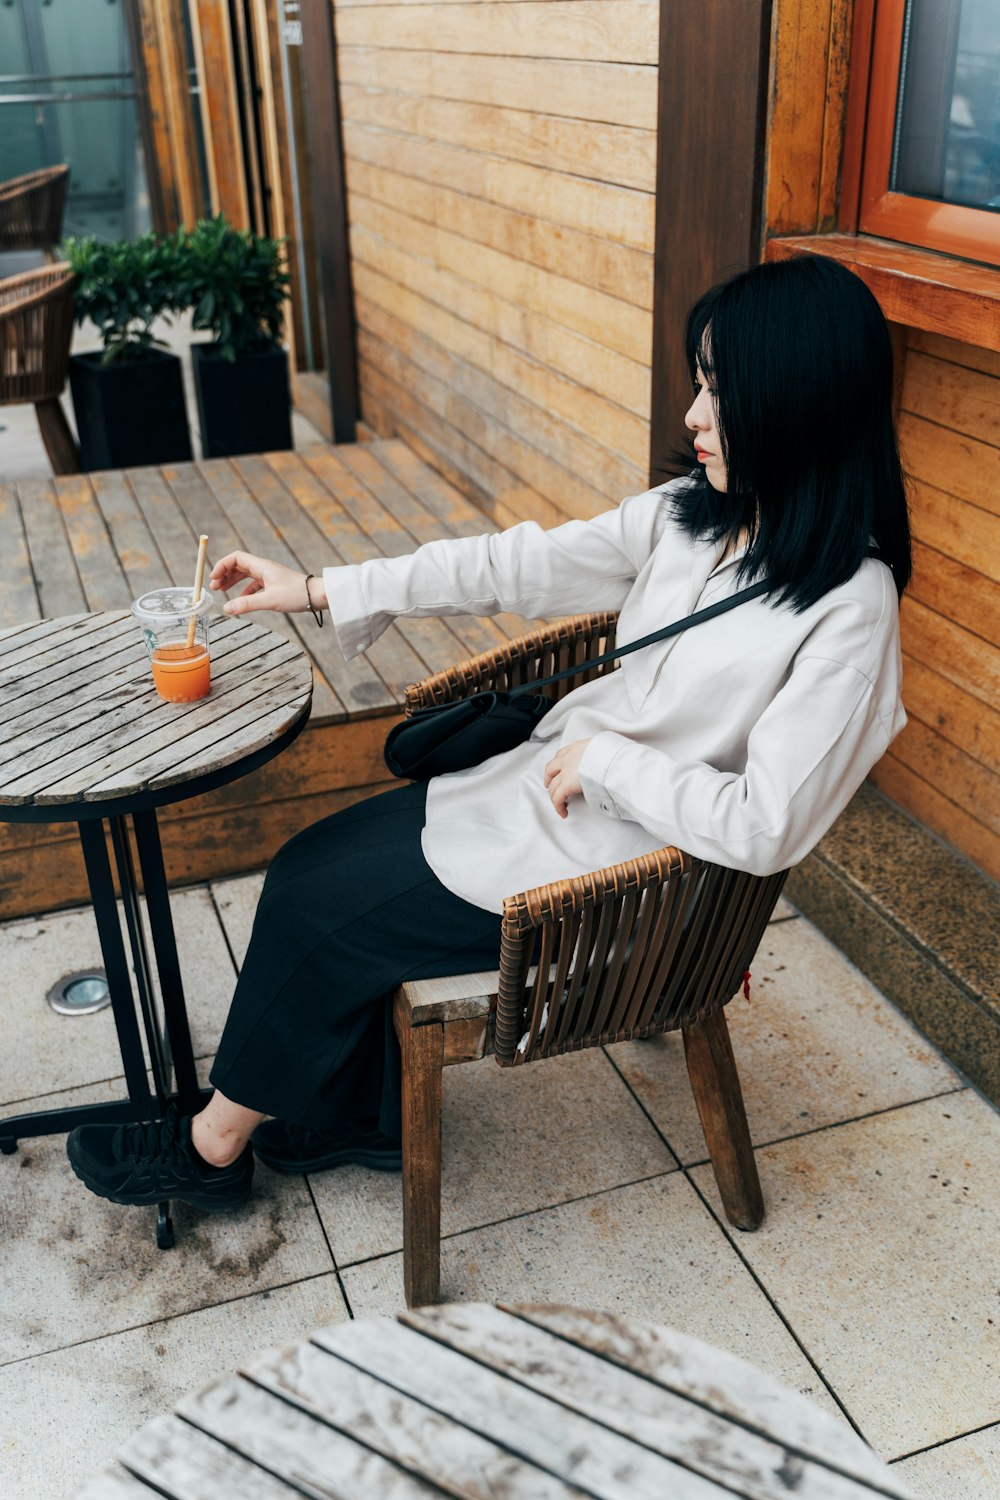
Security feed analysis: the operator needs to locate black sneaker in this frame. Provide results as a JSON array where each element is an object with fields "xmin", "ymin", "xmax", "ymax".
[
  {"xmin": 66, "ymin": 1106, "xmax": 253, "ymax": 1212},
  {"xmin": 252, "ymin": 1118, "xmax": 402, "ymax": 1175}
]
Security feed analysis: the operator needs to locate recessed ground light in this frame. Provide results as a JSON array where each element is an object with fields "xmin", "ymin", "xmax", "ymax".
[{"xmin": 47, "ymin": 970, "xmax": 111, "ymax": 1016}]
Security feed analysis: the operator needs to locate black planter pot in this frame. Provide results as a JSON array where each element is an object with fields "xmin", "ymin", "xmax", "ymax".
[
  {"xmin": 192, "ymin": 341, "xmax": 292, "ymax": 459},
  {"xmin": 68, "ymin": 348, "xmax": 193, "ymax": 471}
]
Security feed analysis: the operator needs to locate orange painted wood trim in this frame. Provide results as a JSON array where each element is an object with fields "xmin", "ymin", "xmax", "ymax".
[
  {"xmin": 838, "ymin": 0, "xmax": 877, "ymax": 232},
  {"xmin": 854, "ymin": 0, "xmax": 1000, "ymax": 268},
  {"xmin": 766, "ymin": 234, "xmax": 1000, "ymax": 352}
]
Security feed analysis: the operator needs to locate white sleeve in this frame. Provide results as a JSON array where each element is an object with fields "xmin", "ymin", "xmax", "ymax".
[
  {"xmin": 322, "ymin": 488, "xmax": 670, "ymax": 660},
  {"xmin": 576, "ymin": 656, "xmax": 901, "ymax": 875}
]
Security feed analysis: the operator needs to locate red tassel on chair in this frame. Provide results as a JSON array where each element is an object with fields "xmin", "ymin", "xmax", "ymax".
[{"xmin": 743, "ymin": 970, "xmax": 752, "ymax": 1002}]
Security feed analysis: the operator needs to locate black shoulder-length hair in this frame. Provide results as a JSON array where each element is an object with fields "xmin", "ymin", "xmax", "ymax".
[{"xmin": 674, "ymin": 254, "xmax": 911, "ymax": 611}]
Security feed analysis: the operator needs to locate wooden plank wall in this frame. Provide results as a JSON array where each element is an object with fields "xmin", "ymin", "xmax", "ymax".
[
  {"xmin": 331, "ymin": 0, "xmax": 659, "ymax": 528},
  {"xmin": 869, "ymin": 331, "xmax": 1000, "ymax": 881}
]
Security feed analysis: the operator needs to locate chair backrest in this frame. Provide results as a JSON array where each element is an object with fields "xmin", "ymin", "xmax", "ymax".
[
  {"xmin": 0, "ymin": 166, "xmax": 70, "ymax": 252},
  {"xmin": 403, "ymin": 608, "xmax": 788, "ymax": 1067},
  {"xmin": 0, "ymin": 263, "xmax": 77, "ymax": 404},
  {"xmin": 404, "ymin": 611, "xmax": 620, "ymax": 713},
  {"xmin": 494, "ymin": 851, "xmax": 788, "ymax": 1065}
]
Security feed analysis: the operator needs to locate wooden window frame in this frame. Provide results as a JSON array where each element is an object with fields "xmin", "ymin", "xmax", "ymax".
[{"xmin": 843, "ymin": 0, "xmax": 1000, "ymax": 267}]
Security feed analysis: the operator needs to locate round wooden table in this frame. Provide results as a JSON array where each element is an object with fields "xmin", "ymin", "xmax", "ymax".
[
  {"xmin": 74, "ymin": 1303, "xmax": 914, "ymax": 1499},
  {"xmin": 0, "ymin": 610, "xmax": 312, "ymax": 1244}
]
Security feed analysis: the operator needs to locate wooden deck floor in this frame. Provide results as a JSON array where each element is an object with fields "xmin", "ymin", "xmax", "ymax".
[{"xmin": 0, "ymin": 440, "xmax": 532, "ymax": 919}]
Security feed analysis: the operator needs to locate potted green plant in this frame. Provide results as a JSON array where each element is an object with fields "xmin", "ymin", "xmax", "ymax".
[
  {"xmin": 182, "ymin": 216, "xmax": 292, "ymax": 457},
  {"xmin": 62, "ymin": 230, "xmax": 192, "ymax": 471}
]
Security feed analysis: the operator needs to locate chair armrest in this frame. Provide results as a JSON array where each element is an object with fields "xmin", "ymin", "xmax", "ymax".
[{"xmin": 404, "ymin": 610, "xmax": 619, "ymax": 713}]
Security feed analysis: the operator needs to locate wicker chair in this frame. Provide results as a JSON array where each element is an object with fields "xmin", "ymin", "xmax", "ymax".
[
  {"xmin": 392, "ymin": 611, "xmax": 788, "ymax": 1306},
  {"xmin": 0, "ymin": 262, "xmax": 80, "ymax": 474},
  {"xmin": 0, "ymin": 166, "xmax": 70, "ymax": 259}
]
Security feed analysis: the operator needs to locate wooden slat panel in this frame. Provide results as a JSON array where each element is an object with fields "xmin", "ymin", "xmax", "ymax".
[
  {"xmin": 342, "ymin": 121, "xmax": 656, "ymax": 250},
  {"xmin": 334, "ymin": 3, "xmax": 661, "ymax": 65},
  {"xmin": 354, "ymin": 267, "xmax": 652, "ymax": 421},
  {"xmin": 345, "ymin": 157, "xmax": 654, "ymax": 310},
  {"xmin": 357, "ymin": 291, "xmax": 648, "ymax": 481},
  {"xmin": 907, "ymin": 480, "xmax": 1000, "ymax": 585},
  {"xmin": 12, "ymin": 480, "xmax": 85, "ymax": 621},
  {"xmin": 349, "ymin": 202, "xmax": 651, "ymax": 365},
  {"xmin": 0, "ymin": 480, "xmax": 41, "ymax": 621},
  {"xmin": 902, "ymin": 653, "xmax": 1000, "ymax": 775},
  {"xmin": 338, "ymin": 46, "xmax": 659, "ymax": 129},
  {"xmin": 906, "ymin": 329, "xmax": 1000, "ymax": 380},
  {"xmin": 360, "ymin": 360, "xmax": 566, "ymax": 529},
  {"xmin": 89, "ymin": 470, "xmax": 170, "ymax": 600},
  {"xmin": 401, "ymin": 1304, "xmax": 899, "ymax": 1499},
  {"xmin": 52, "ymin": 475, "xmax": 132, "ymax": 610},
  {"xmin": 506, "ymin": 1305, "xmax": 905, "ymax": 1493},
  {"xmin": 902, "ymin": 349, "xmax": 1000, "ymax": 450},
  {"xmin": 900, "ymin": 597, "xmax": 999, "ymax": 713},
  {"xmin": 899, "ymin": 413, "xmax": 1000, "ymax": 517},
  {"xmin": 179, "ymin": 1374, "xmax": 450, "ymax": 1498},
  {"xmin": 908, "ymin": 539, "xmax": 999, "ymax": 647},
  {"xmin": 889, "ymin": 718, "xmax": 1000, "ymax": 836},
  {"xmin": 120, "ymin": 1413, "xmax": 301, "ymax": 1498},
  {"xmin": 358, "ymin": 327, "xmax": 623, "ymax": 517},
  {"xmin": 339, "ymin": 85, "xmax": 656, "ymax": 192}
]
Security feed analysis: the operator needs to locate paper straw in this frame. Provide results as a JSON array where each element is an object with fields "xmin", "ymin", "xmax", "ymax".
[{"xmin": 186, "ymin": 534, "xmax": 209, "ymax": 649}]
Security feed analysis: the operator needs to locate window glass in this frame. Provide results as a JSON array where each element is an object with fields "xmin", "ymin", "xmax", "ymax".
[{"xmin": 892, "ymin": 0, "xmax": 1000, "ymax": 212}]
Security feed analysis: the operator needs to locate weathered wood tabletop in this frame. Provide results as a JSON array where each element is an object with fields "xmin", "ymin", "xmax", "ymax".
[
  {"xmin": 0, "ymin": 611, "xmax": 313, "ymax": 814},
  {"xmin": 73, "ymin": 1303, "xmax": 914, "ymax": 1499},
  {"xmin": 0, "ymin": 440, "xmax": 532, "ymax": 728}
]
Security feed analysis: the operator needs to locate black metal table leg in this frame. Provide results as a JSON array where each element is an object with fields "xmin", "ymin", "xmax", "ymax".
[
  {"xmin": 131, "ymin": 809, "xmax": 202, "ymax": 1109},
  {"xmin": 78, "ymin": 818, "xmax": 157, "ymax": 1114}
]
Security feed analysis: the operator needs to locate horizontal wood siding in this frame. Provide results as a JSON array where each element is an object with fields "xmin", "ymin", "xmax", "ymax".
[
  {"xmin": 333, "ymin": 0, "xmax": 658, "ymax": 525},
  {"xmin": 869, "ymin": 330, "xmax": 1000, "ymax": 880}
]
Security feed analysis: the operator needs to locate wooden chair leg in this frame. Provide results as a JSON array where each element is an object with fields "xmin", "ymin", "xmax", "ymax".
[
  {"xmin": 682, "ymin": 1006, "xmax": 764, "ymax": 1230},
  {"xmin": 35, "ymin": 397, "xmax": 80, "ymax": 475},
  {"xmin": 394, "ymin": 994, "xmax": 444, "ymax": 1308}
]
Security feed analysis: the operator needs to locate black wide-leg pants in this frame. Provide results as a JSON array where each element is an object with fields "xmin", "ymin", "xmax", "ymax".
[{"xmin": 209, "ymin": 782, "xmax": 504, "ymax": 1141}]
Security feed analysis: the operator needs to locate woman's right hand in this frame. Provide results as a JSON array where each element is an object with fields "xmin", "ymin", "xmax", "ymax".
[{"xmin": 209, "ymin": 552, "xmax": 327, "ymax": 617}]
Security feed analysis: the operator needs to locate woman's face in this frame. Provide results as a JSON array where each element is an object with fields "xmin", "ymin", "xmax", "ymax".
[{"xmin": 685, "ymin": 364, "xmax": 727, "ymax": 491}]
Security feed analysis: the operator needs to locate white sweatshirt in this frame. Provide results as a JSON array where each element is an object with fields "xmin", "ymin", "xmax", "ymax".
[{"xmin": 324, "ymin": 479, "xmax": 905, "ymax": 913}]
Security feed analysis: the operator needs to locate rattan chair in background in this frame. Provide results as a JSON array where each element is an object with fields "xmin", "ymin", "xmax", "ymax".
[
  {"xmin": 0, "ymin": 263, "xmax": 79, "ymax": 474},
  {"xmin": 0, "ymin": 165, "xmax": 70, "ymax": 260},
  {"xmin": 392, "ymin": 612, "xmax": 788, "ymax": 1306}
]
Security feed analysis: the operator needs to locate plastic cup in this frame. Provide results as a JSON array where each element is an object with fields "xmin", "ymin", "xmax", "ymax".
[{"xmin": 131, "ymin": 586, "xmax": 214, "ymax": 703}]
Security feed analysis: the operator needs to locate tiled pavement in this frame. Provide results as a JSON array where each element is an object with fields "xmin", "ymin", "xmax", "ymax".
[{"xmin": 0, "ymin": 876, "xmax": 997, "ymax": 1498}]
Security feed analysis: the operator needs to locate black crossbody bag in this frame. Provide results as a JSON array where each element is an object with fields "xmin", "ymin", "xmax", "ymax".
[{"xmin": 383, "ymin": 578, "xmax": 771, "ymax": 781}]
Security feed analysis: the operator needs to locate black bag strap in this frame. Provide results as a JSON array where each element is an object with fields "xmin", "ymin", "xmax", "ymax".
[
  {"xmin": 508, "ymin": 578, "xmax": 769, "ymax": 698},
  {"xmin": 509, "ymin": 547, "xmax": 886, "ymax": 700}
]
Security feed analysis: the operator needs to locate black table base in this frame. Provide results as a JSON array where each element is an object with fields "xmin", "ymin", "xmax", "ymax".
[{"xmin": 0, "ymin": 809, "xmax": 213, "ymax": 1249}]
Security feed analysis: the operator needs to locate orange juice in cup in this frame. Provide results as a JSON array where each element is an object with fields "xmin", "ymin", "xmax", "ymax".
[{"xmin": 131, "ymin": 586, "xmax": 214, "ymax": 703}]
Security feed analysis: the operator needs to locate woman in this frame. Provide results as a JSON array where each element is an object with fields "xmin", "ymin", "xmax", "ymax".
[{"xmin": 66, "ymin": 254, "xmax": 910, "ymax": 1214}]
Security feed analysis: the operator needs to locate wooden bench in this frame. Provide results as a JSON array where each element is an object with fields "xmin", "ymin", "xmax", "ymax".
[{"xmin": 0, "ymin": 439, "xmax": 532, "ymax": 918}]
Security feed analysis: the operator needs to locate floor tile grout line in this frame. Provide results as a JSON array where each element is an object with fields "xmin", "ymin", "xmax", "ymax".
[
  {"xmin": 887, "ymin": 1415, "xmax": 1000, "ymax": 1466},
  {"xmin": 673, "ymin": 1081, "xmax": 971, "ymax": 1167},
  {"xmin": 0, "ymin": 1267, "xmax": 342, "ymax": 1372},
  {"xmin": 305, "ymin": 1173, "xmax": 356, "ymax": 1321},
  {"xmin": 598, "ymin": 1042, "xmax": 870, "ymax": 1445},
  {"xmin": 333, "ymin": 1165, "xmax": 683, "ymax": 1272}
]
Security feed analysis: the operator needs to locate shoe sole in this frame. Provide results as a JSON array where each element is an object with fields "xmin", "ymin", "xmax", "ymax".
[
  {"xmin": 67, "ymin": 1154, "xmax": 252, "ymax": 1213},
  {"xmin": 253, "ymin": 1143, "xmax": 402, "ymax": 1175}
]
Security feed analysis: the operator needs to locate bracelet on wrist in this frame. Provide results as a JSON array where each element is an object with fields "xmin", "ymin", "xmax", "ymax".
[{"xmin": 304, "ymin": 574, "xmax": 325, "ymax": 627}]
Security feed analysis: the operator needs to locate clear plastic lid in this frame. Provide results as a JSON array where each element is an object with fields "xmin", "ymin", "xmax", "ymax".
[{"xmin": 130, "ymin": 586, "xmax": 214, "ymax": 624}]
